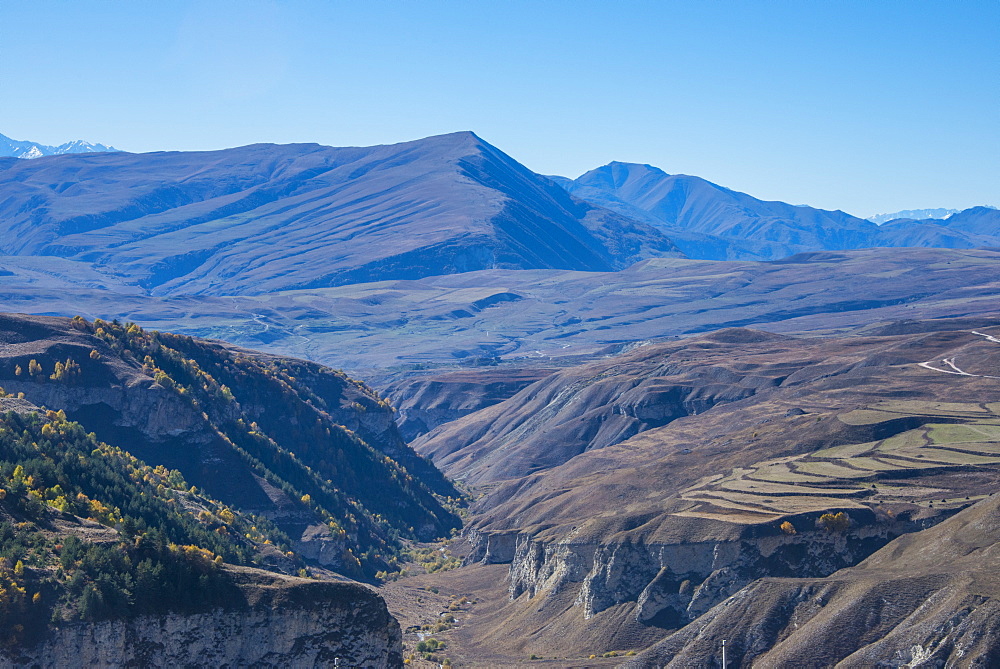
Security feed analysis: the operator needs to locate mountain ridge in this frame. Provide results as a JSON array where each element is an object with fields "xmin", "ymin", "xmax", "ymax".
[
  {"xmin": 556, "ymin": 161, "xmax": 1000, "ymax": 260},
  {"xmin": 0, "ymin": 132, "xmax": 681, "ymax": 295},
  {"xmin": 0, "ymin": 132, "xmax": 118, "ymax": 159}
]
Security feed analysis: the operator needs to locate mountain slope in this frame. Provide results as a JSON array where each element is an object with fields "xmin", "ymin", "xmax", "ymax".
[
  {"xmin": 555, "ymin": 162, "xmax": 878, "ymax": 260},
  {"xmin": 0, "ymin": 133, "xmax": 680, "ymax": 295},
  {"xmin": 0, "ymin": 405, "xmax": 401, "ymax": 664},
  {"xmin": 399, "ymin": 320, "xmax": 1000, "ymax": 661},
  {"xmin": 0, "ymin": 313, "xmax": 460, "ymax": 576},
  {"xmin": 0, "ymin": 132, "xmax": 117, "ymax": 159},
  {"xmin": 557, "ymin": 162, "xmax": 1000, "ymax": 260}
]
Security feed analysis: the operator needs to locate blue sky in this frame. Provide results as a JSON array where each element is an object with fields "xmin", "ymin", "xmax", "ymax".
[{"xmin": 1, "ymin": 1, "xmax": 997, "ymax": 217}]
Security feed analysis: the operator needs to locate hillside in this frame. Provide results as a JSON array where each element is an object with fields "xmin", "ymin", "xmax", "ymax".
[
  {"xmin": 380, "ymin": 366, "xmax": 556, "ymax": 441},
  {"xmin": 0, "ymin": 313, "xmax": 460, "ymax": 577},
  {"xmin": 0, "ymin": 133, "xmax": 679, "ymax": 295},
  {"xmin": 396, "ymin": 318, "xmax": 1000, "ymax": 662},
  {"xmin": 3, "ymin": 246, "xmax": 998, "ymax": 376},
  {"xmin": 624, "ymin": 490, "xmax": 1000, "ymax": 667},
  {"xmin": 0, "ymin": 394, "xmax": 401, "ymax": 664}
]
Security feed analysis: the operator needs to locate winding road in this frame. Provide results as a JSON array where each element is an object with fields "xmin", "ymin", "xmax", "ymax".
[{"xmin": 918, "ymin": 330, "xmax": 1000, "ymax": 379}]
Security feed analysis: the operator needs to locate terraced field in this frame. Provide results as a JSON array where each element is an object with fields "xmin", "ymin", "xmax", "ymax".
[{"xmin": 676, "ymin": 400, "xmax": 1000, "ymax": 523}]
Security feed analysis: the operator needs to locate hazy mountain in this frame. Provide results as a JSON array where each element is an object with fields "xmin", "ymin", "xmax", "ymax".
[
  {"xmin": 0, "ymin": 133, "xmax": 680, "ymax": 295},
  {"xmin": 556, "ymin": 163, "xmax": 1000, "ymax": 259},
  {"xmin": 0, "ymin": 132, "xmax": 117, "ymax": 159},
  {"xmin": 554, "ymin": 162, "xmax": 879, "ymax": 260},
  {"xmin": 868, "ymin": 207, "xmax": 960, "ymax": 224},
  {"xmin": 878, "ymin": 205, "xmax": 1000, "ymax": 248}
]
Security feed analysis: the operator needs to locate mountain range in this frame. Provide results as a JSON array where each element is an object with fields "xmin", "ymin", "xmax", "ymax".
[
  {"xmin": 1, "ymin": 129, "xmax": 999, "ymax": 665},
  {"xmin": 868, "ymin": 207, "xmax": 961, "ymax": 224},
  {"xmin": 0, "ymin": 132, "xmax": 117, "ymax": 160},
  {"xmin": 554, "ymin": 161, "xmax": 999, "ymax": 260},
  {"xmin": 0, "ymin": 133, "xmax": 679, "ymax": 295},
  {"xmin": 0, "ymin": 131, "xmax": 996, "ymax": 300}
]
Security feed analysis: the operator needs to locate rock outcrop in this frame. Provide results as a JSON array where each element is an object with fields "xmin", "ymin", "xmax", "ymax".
[
  {"xmin": 470, "ymin": 511, "xmax": 940, "ymax": 632},
  {"xmin": 4, "ymin": 568, "xmax": 403, "ymax": 668},
  {"xmin": 621, "ymin": 493, "xmax": 1000, "ymax": 668}
]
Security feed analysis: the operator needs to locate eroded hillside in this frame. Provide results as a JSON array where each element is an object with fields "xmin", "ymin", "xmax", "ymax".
[
  {"xmin": 395, "ymin": 319, "xmax": 1000, "ymax": 664},
  {"xmin": 624, "ymin": 490, "xmax": 1000, "ymax": 667}
]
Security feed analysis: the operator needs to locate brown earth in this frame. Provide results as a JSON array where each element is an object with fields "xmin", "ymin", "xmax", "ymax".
[{"xmin": 392, "ymin": 318, "xmax": 1000, "ymax": 664}]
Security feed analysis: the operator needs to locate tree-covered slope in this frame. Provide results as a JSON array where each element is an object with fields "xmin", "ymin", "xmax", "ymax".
[
  {"xmin": 0, "ymin": 314, "xmax": 461, "ymax": 578},
  {"xmin": 0, "ymin": 403, "xmax": 402, "ymax": 664},
  {"xmin": 0, "ymin": 405, "xmax": 286, "ymax": 645}
]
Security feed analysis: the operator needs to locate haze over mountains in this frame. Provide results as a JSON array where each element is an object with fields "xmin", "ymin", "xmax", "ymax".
[{"xmin": 868, "ymin": 207, "xmax": 960, "ymax": 224}]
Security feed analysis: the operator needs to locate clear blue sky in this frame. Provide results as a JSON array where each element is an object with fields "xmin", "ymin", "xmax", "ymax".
[{"xmin": 2, "ymin": 1, "xmax": 997, "ymax": 217}]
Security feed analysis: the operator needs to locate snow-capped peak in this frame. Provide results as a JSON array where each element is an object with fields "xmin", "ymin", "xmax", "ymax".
[{"xmin": 0, "ymin": 132, "xmax": 118, "ymax": 159}]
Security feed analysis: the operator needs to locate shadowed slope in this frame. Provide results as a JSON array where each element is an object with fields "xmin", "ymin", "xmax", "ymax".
[
  {"xmin": 0, "ymin": 313, "xmax": 460, "ymax": 576},
  {"xmin": 0, "ymin": 133, "xmax": 679, "ymax": 295}
]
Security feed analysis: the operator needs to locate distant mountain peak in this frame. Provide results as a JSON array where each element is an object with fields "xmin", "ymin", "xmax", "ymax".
[
  {"xmin": 575, "ymin": 161, "xmax": 671, "ymax": 191},
  {"xmin": 0, "ymin": 132, "xmax": 118, "ymax": 159},
  {"xmin": 868, "ymin": 207, "xmax": 960, "ymax": 224}
]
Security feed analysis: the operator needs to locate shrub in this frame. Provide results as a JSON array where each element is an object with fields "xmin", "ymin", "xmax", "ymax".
[
  {"xmin": 780, "ymin": 520, "xmax": 796, "ymax": 535},
  {"xmin": 416, "ymin": 638, "xmax": 445, "ymax": 653},
  {"xmin": 818, "ymin": 512, "xmax": 850, "ymax": 532}
]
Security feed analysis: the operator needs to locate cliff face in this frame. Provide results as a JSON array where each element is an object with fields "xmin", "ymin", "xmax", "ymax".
[
  {"xmin": 4, "ymin": 569, "xmax": 403, "ymax": 668},
  {"xmin": 469, "ymin": 513, "xmax": 943, "ymax": 632},
  {"xmin": 622, "ymin": 494, "xmax": 1000, "ymax": 668}
]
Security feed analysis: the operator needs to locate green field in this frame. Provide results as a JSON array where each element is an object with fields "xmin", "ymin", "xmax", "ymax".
[
  {"xmin": 793, "ymin": 461, "xmax": 876, "ymax": 479},
  {"xmin": 746, "ymin": 463, "xmax": 828, "ymax": 483},
  {"xmin": 720, "ymin": 479, "xmax": 862, "ymax": 497},
  {"xmin": 670, "ymin": 400, "xmax": 1000, "ymax": 526},
  {"xmin": 896, "ymin": 448, "xmax": 1000, "ymax": 466},
  {"xmin": 877, "ymin": 430, "xmax": 927, "ymax": 452},
  {"xmin": 928, "ymin": 423, "xmax": 1000, "ymax": 444},
  {"xmin": 811, "ymin": 441, "xmax": 879, "ymax": 458}
]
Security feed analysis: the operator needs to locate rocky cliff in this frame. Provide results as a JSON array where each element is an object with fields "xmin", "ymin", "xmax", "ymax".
[
  {"xmin": 4, "ymin": 567, "xmax": 403, "ymax": 668},
  {"xmin": 468, "ymin": 510, "xmax": 940, "ymax": 632},
  {"xmin": 622, "ymin": 493, "xmax": 1000, "ymax": 668}
]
